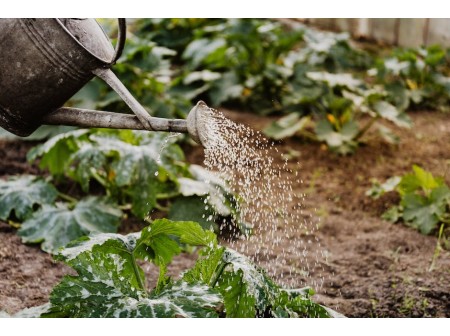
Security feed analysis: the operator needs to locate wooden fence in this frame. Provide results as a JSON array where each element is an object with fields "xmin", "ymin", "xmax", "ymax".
[{"xmin": 302, "ymin": 19, "xmax": 450, "ymax": 47}]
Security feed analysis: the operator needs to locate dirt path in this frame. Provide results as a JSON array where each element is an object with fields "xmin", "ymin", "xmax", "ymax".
[{"xmin": 0, "ymin": 111, "xmax": 449, "ymax": 317}]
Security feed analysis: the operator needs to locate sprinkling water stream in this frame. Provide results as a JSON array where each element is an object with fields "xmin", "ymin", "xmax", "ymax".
[{"xmin": 199, "ymin": 106, "xmax": 327, "ymax": 290}]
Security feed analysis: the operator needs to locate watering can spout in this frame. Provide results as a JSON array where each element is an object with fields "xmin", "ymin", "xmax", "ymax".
[{"xmin": 42, "ymin": 100, "xmax": 211, "ymax": 146}]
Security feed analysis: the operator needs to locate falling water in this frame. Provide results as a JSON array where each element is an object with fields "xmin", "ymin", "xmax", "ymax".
[{"xmin": 200, "ymin": 106, "xmax": 327, "ymax": 290}]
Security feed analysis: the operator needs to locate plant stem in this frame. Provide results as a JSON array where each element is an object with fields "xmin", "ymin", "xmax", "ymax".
[
  {"xmin": 57, "ymin": 192, "xmax": 78, "ymax": 204},
  {"xmin": 89, "ymin": 168, "xmax": 109, "ymax": 192},
  {"xmin": 131, "ymin": 253, "xmax": 146, "ymax": 293},
  {"xmin": 118, "ymin": 204, "xmax": 132, "ymax": 210},
  {"xmin": 299, "ymin": 130, "xmax": 318, "ymax": 142},
  {"xmin": 209, "ymin": 261, "xmax": 228, "ymax": 288},
  {"xmin": 355, "ymin": 116, "xmax": 379, "ymax": 141},
  {"xmin": 154, "ymin": 203, "xmax": 170, "ymax": 212},
  {"xmin": 428, "ymin": 223, "xmax": 445, "ymax": 272},
  {"xmin": 156, "ymin": 192, "xmax": 180, "ymax": 200}
]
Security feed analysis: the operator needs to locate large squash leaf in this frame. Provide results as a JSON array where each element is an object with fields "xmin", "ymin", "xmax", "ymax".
[
  {"xmin": 69, "ymin": 131, "xmax": 186, "ymax": 218},
  {"xmin": 44, "ymin": 219, "xmax": 221, "ymax": 318},
  {"xmin": 0, "ymin": 175, "xmax": 58, "ymax": 221},
  {"xmin": 402, "ymin": 186, "xmax": 450, "ymax": 234},
  {"xmin": 27, "ymin": 129, "xmax": 89, "ymax": 176},
  {"xmin": 18, "ymin": 196, "xmax": 122, "ymax": 253},
  {"xmin": 183, "ymin": 246, "xmax": 333, "ymax": 318}
]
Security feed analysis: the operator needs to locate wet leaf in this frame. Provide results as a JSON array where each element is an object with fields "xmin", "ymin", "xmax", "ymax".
[
  {"xmin": 134, "ymin": 219, "xmax": 217, "ymax": 266},
  {"xmin": 169, "ymin": 196, "xmax": 218, "ymax": 232},
  {"xmin": 0, "ymin": 175, "xmax": 58, "ymax": 221},
  {"xmin": 44, "ymin": 220, "xmax": 221, "ymax": 318}
]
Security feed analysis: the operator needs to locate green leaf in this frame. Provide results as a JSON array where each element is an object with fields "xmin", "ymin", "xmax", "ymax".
[
  {"xmin": 178, "ymin": 178, "xmax": 231, "ymax": 217},
  {"xmin": 44, "ymin": 221, "xmax": 222, "ymax": 318},
  {"xmin": 181, "ymin": 246, "xmax": 258, "ymax": 317},
  {"xmin": 18, "ymin": 197, "xmax": 122, "ymax": 253},
  {"xmin": 72, "ymin": 131, "xmax": 184, "ymax": 218},
  {"xmin": 398, "ymin": 165, "xmax": 443, "ymax": 195},
  {"xmin": 382, "ymin": 205, "xmax": 403, "ymax": 223},
  {"xmin": 183, "ymin": 38, "xmax": 227, "ymax": 68},
  {"xmin": 0, "ymin": 175, "xmax": 58, "ymax": 221},
  {"xmin": 402, "ymin": 186, "xmax": 450, "ymax": 234},
  {"xmin": 366, "ymin": 176, "xmax": 401, "ymax": 199},
  {"xmin": 169, "ymin": 196, "xmax": 218, "ymax": 232},
  {"xmin": 272, "ymin": 289, "xmax": 331, "ymax": 318},
  {"xmin": 47, "ymin": 250, "xmax": 220, "ymax": 317},
  {"xmin": 306, "ymin": 72, "xmax": 362, "ymax": 90},
  {"xmin": 27, "ymin": 129, "xmax": 89, "ymax": 176},
  {"xmin": 220, "ymin": 249, "xmax": 279, "ymax": 315},
  {"xmin": 184, "ymin": 245, "xmax": 333, "ymax": 318},
  {"xmin": 134, "ymin": 219, "xmax": 217, "ymax": 266},
  {"xmin": 209, "ymin": 71, "xmax": 243, "ymax": 106},
  {"xmin": 182, "ymin": 246, "xmax": 225, "ymax": 285},
  {"xmin": 263, "ymin": 114, "xmax": 311, "ymax": 140},
  {"xmin": 377, "ymin": 125, "xmax": 400, "ymax": 144},
  {"xmin": 68, "ymin": 142, "xmax": 112, "ymax": 192},
  {"xmin": 315, "ymin": 119, "xmax": 359, "ymax": 154},
  {"xmin": 372, "ymin": 101, "xmax": 411, "ymax": 128},
  {"xmin": 217, "ymin": 271, "xmax": 257, "ymax": 317}
]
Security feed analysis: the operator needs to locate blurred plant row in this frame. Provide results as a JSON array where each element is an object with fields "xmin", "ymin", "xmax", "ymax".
[{"xmin": 73, "ymin": 18, "xmax": 450, "ymax": 154}]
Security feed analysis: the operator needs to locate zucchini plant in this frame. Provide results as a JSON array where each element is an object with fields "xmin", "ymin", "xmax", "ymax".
[
  {"xmin": 0, "ymin": 129, "xmax": 248, "ymax": 254},
  {"xmin": 367, "ymin": 165, "xmax": 450, "ymax": 235},
  {"xmin": 3, "ymin": 219, "xmax": 341, "ymax": 318}
]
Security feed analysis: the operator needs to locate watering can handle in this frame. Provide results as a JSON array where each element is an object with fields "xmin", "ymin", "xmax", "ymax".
[{"xmin": 111, "ymin": 18, "xmax": 127, "ymax": 64}]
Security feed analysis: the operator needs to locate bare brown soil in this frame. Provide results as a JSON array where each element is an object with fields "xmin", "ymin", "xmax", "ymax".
[{"xmin": 0, "ymin": 110, "xmax": 449, "ymax": 317}]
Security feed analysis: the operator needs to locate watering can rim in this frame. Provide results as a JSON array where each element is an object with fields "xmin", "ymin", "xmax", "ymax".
[{"xmin": 53, "ymin": 18, "xmax": 126, "ymax": 65}]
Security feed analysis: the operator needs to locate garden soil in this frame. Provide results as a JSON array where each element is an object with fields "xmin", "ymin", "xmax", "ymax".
[{"xmin": 0, "ymin": 110, "xmax": 449, "ymax": 317}]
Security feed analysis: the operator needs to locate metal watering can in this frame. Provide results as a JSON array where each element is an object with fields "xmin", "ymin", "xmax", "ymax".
[{"xmin": 0, "ymin": 18, "xmax": 208, "ymax": 144}]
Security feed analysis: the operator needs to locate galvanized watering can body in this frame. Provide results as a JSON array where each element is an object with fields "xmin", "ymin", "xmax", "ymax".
[{"xmin": 0, "ymin": 18, "xmax": 190, "ymax": 137}]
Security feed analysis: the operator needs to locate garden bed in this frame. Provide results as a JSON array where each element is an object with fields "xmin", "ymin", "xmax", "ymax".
[{"xmin": 0, "ymin": 109, "xmax": 449, "ymax": 317}]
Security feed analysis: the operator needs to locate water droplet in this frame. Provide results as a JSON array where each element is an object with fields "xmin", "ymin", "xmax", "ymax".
[{"xmin": 197, "ymin": 106, "xmax": 326, "ymax": 290}]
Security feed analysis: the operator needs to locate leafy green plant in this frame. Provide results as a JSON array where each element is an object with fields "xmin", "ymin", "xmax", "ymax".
[
  {"xmin": 28, "ymin": 130, "xmax": 241, "ymax": 228},
  {"xmin": 11, "ymin": 128, "xmax": 246, "ymax": 254},
  {"xmin": 264, "ymin": 71, "xmax": 411, "ymax": 154},
  {"xmin": 370, "ymin": 45, "xmax": 450, "ymax": 111},
  {"xmin": 367, "ymin": 165, "xmax": 450, "ymax": 235},
  {"xmin": 5, "ymin": 219, "xmax": 340, "ymax": 318},
  {"xmin": 0, "ymin": 174, "xmax": 125, "ymax": 253}
]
